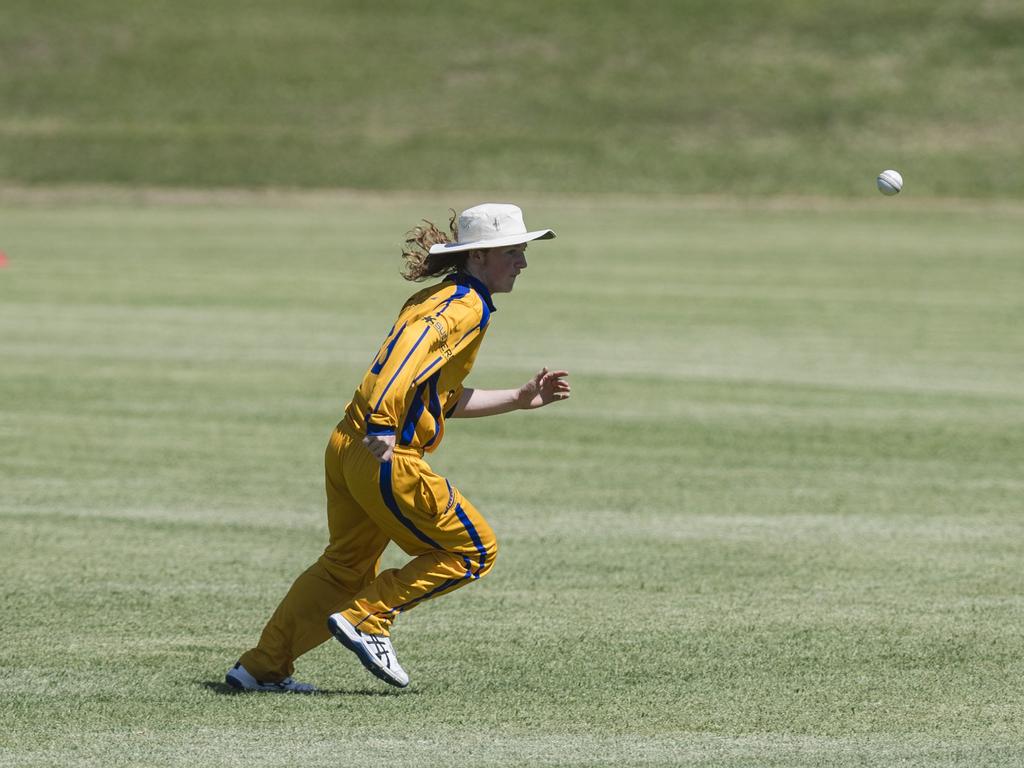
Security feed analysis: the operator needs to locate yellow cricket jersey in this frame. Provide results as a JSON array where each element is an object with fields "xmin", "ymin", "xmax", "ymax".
[{"xmin": 343, "ymin": 272, "xmax": 495, "ymax": 452}]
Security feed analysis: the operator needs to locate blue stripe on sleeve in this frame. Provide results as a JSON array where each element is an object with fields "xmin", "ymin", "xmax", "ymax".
[
  {"xmin": 378, "ymin": 462, "xmax": 443, "ymax": 550},
  {"xmin": 450, "ymin": 298, "xmax": 490, "ymax": 348},
  {"xmin": 413, "ymin": 355, "xmax": 443, "ymax": 386},
  {"xmin": 436, "ymin": 284, "xmax": 470, "ymax": 315}
]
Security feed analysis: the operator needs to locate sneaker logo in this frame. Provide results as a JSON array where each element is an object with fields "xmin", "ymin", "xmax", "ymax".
[{"xmin": 366, "ymin": 635, "xmax": 392, "ymax": 668}]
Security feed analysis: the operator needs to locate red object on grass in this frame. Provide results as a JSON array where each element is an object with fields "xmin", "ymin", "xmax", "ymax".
[{"xmin": 0, "ymin": 250, "xmax": 7, "ymax": 267}]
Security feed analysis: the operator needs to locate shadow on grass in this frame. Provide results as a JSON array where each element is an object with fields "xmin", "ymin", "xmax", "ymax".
[{"xmin": 198, "ymin": 680, "xmax": 416, "ymax": 697}]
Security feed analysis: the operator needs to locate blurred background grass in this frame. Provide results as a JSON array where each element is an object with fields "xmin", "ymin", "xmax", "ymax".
[{"xmin": 2, "ymin": 0, "xmax": 1022, "ymax": 196}]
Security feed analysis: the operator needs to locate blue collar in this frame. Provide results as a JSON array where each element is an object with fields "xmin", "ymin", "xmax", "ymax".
[{"xmin": 446, "ymin": 271, "xmax": 496, "ymax": 312}]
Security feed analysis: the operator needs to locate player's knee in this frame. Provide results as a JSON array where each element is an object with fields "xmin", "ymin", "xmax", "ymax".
[
  {"xmin": 461, "ymin": 533, "xmax": 497, "ymax": 580},
  {"xmin": 476, "ymin": 536, "xmax": 498, "ymax": 578},
  {"xmin": 457, "ymin": 505, "xmax": 497, "ymax": 578}
]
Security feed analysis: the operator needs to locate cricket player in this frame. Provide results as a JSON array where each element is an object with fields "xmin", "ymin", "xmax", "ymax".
[{"xmin": 226, "ymin": 203, "xmax": 570, "ymax": 691}]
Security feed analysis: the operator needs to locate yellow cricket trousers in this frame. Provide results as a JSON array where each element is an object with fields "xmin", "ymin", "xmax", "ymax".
[{"xmin": 239, "ymin": 422, "xmax": 498, "ymax": 682}]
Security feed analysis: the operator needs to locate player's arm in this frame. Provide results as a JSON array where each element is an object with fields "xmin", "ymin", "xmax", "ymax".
[{"xmin": 449, "ymin": 368, "xmax": 571, "ymax": 418}]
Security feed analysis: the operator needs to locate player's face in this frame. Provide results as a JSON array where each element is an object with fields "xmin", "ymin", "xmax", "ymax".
[{"xmin": 473, "ymin": 244, "xmax": 528, "ymax": 294}]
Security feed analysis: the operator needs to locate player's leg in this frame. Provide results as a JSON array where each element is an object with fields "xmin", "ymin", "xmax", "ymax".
[
  {"xmin": 232, "ymin": 428, "xmax": 389, "ymax": 686},
  {"xmin": 327, "ymin": 448, "xmax": 497, "ymax": 686},
  {"xmin": 343, "ymin": 467, "xmax": 496, "ymax": 634}
]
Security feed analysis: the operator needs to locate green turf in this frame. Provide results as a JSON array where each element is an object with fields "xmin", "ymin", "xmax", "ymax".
[
  {"xmin": 1, "ymin": 192, "xmax": 1023, "ymax": 766},
  {"xmin": 2, "ymin": 0, "xmax": 1023, "ymax": 196}
]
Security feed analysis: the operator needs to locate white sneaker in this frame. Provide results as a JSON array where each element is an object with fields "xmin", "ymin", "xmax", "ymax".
[
  {"xmin": 225, "ymin": 662, "xmax": 316, "ymax": 693},
  {"xmin": 327, "ymin": 613, "xmax": 409, "ymax": 688}
]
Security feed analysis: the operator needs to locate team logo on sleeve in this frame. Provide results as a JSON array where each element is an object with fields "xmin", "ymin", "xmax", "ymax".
[
  {"xmin": 423, "ymin": 315, "xmax": 456, "ymax": 359},
  {"xmin": 423, "ymin": 315, "xmax": 448, "ymax": 343}
]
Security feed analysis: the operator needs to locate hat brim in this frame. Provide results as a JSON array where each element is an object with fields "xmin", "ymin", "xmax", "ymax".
[{"xmin": 428, "ymin": 229, "xmax": 555, "ymax": 255}]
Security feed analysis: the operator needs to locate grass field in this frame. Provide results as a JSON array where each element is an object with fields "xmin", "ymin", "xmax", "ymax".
[
  {"xmin": 2, "ymin": 190, "xmax": 1023, "ymax": 766},
  {"xmin": 2, "ymin": 0, "xmax": 1023, "ymax": 196}
]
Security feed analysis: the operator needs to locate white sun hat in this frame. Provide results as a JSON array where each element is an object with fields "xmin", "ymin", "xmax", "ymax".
[{"xmin": 428, "ymin": 203, "xmax": 556, "ymax": 255}]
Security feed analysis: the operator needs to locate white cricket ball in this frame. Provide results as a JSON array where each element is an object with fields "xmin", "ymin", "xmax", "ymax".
[{"xmin": 877, "ymin": 169, "xmax": 903, "ymax": 196}]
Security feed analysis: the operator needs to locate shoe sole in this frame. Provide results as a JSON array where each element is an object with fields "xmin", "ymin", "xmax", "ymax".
[{"xmin": 327, "ymin": 614, "xmax": 409, "ymax": 688}]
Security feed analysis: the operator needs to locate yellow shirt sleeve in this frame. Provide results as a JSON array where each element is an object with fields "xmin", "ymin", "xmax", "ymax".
[{"xmin": 364, "ymin": 291, "xmax": 485, "ymax": 435}]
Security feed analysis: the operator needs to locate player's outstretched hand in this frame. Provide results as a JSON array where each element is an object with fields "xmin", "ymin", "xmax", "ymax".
[
  {"xmin": 517, "ymin": 367, "xmax": 571, "ymax": 410},
  {"xmin": 363, "ymin": 433, "xmax": 396, "ymax": 463}
]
